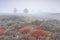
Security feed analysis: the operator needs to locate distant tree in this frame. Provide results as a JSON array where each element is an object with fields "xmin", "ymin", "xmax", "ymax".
[
  {"xmin": 14, "ymin": 8, "xmax": 17, "ymax": 13},
  {"xmin": 23, "ymin": 8, "xmax": 29, "ymax": 13}
]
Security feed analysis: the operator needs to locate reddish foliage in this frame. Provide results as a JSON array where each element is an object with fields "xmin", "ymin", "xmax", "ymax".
[
  {"xmin": 0, "ymin": 28, "xmax": 6, "ymax": 35},
  {"xmin": 17, "ymin": 27, "xmax": 30, "ymax": 34},
  {"xmin": 30, "ymin": 29, "xmax": 49, "ymax": 38},
  {"xmin": 33, "ymin": 25, "xmax": 40, "ymax": 29}
]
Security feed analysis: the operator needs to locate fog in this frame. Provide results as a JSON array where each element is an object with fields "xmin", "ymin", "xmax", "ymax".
[
  {"xmin": 0, "ymin": 0, "xmax": 60, "ymax": 40},
  {"xmin": 0, "ymin": 0, "xmax": 60, "ymax": 14}
]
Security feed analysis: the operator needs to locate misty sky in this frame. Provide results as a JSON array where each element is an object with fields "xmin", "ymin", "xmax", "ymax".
[{"xmin": 0, "ymin": 0, "xmax": 60, "ymax": 13}]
